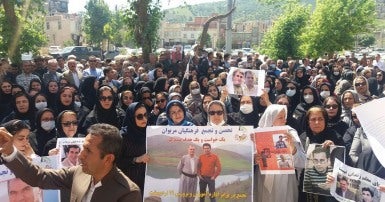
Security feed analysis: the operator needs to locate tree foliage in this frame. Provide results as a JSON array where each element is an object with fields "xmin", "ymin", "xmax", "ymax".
[
  {"xmin": 124, "ymin": 0, "xmax": 163, "ymax": 63},
  {"xmin": 84, "ymin": 0, "xmax": 111, "ymax": 47},
  {"xmin": 357, "ymin": 34, "xmax": 375, "ymax": 47},
  {"xmin": 260, "ymin": 3, "xmax": 310, "ymax": 59},
  {"xmin": 0, "ymin": 0, "xmax": 47, "ymax": 64},
  {"xmin": 300, "ymin": 0, "xmax": 376, "ymax": 58}
]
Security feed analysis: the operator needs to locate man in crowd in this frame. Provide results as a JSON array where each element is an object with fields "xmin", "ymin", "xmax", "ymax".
[
  {"xmin": 0, "ymin": 123, "xmax": 141, "ymax": 202},
  {"xmin": 61, "ymin": 145, "xmax": 81, "ymax": 168},
  {"xmin": 336, "ymin": 176, "xmax": 355, "ymax": 200},
  {"xmin": 8, "ymin": 178, "xmax": 42, "ymax": 202}
]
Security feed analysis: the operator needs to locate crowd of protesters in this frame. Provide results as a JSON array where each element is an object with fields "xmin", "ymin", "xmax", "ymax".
[{"xmin": 1, "ymin": 46, "xmax": 385, "ymax": 201}]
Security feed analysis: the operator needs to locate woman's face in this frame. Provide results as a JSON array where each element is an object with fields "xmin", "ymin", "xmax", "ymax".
[
  {"xmin": 135, "ymin": 107, "xmax": 148, "ymax": 128},
  {"xmin": 275, "ymin": 79, "xmax": 282, "ymax": 90},
  {"xmin": 155, "ymin": 94, "xmax": 167, "ymax": 109},
  {"xmin": 355, "ymin": 78, "xmax": 367, "ymax": 95},
  {"xmin": 202, "ymin": 78, "xmax": 208, "ymax": 87},
  {"xmin": 208, "ymin": 103, "xmax": 224, "ymax": 125},
  {"xmin": 273, "ymin": 109, "xmax": 286, "ymax": 126},
  {"xmin": 1, "ymin": 82, "xmax": 12, "ymax": 94},
  {"xmin": 61, "ymin": 113, "xmax": 78, "ymax": 137},
  {"xmin": 13, "ymin": 128, "xmax": 30, "ymax": 153},
  {"xmin": 60, "ymin": 89, "xmax": 73, "ymax": 106},
  {"xmin": 169, "ymin": 105, "xmax": 184, "ymax": 125},
  {"xmin": 48, "ymin": 82, "xmax": 59, "ymax": 93},
  {"xmin": 122, "ymin": 92, "xmax": 134, "ymax": 106},
  {"xmin": 325, "ymin": 99, "xmax": 339, "ymax": 118},
  {"xmin": 208, "ymin": 86, "xmax": 219, "ymax": 98},
  {"xmin": 342, "ymin": 92, "xmax": 355, "ymax": 108},
  {"xmin": 308, "ymin": 110, "xmax": 326, "ymax": 134},
  {"xmin": 99, "ymin": 90, "xmax": 113, "ymax": 109},
  {"xmin": 15, "ymin": 96, "xmax": 29, "ymax": 113},
  {"xmin": 31, "ymin": 81, "xmax": 41, "ymax": 91},
  {"xmin": 376, "ymin": 72, "xmax": 383, "ymax": 81},
  {"xmin": 34, "ymin": 95, "xmax": 46, "ymax": 104}
]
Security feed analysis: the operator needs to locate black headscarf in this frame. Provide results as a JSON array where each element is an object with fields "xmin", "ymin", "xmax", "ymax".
[
  {"xmin": 81, "ymin": 76, "xmax": 97, "ymax": 110},
  {"xmin": 121, "ymin": 102, "xmax": 147, "ymax": 144},
  {"xmin": 94, "ymin": 85, "xmax": 120, "ymax": 128},
  {"xmin": 34, "ymin": 108, "xmax": 57, "ymax": 155}
]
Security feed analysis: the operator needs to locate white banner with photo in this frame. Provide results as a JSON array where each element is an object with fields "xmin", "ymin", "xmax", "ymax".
[
  {"xmin": 226, "ymin": 67, "xmax": 265, "ymax": 96},
  {"xmin": 0, "ymin": 155, "xmax": 61, "ymax": 202},
  {"xmin": 331, "ymin": 159, "xmax": 385, "ymax": 202},
  {"xmin": 144, "ymin": 125, "xmax": 254, "ymax": 202}
]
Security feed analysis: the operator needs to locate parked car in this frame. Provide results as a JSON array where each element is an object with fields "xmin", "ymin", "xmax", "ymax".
[{"xmin": 50, "ymin": 46, "xmax": 101, "ymax": 60}]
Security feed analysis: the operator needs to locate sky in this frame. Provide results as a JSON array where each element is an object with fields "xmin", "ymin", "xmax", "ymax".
[{"xmin": 68, "ymin": 0, "xmax": 225, "ymax": 13}]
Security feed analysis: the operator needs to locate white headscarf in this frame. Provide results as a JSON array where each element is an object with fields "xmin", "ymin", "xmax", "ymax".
[{"xmin": 258, "ymin": 104, "xmax": 287, "ymax": 128}]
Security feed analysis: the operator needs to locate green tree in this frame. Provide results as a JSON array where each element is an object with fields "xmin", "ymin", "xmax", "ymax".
[
  {"xmin": 260, "ymin": 3, "xmax": 310, "ymax": 59},
  {"xmin": 0, "ymin": 0, "xmax": 46, "ymax": 64},
  {"xmin": 357, "ymin": 34, "xmax": 375, "ymax": 47},
  {"xmin": 84, "ymin": 0, "xmax": 111, "ymax": 47},
  {"xmin": 124, "ymin": 0, "xmax": 163, "ymax": 63},
  {"xmin": 300, "ymin": 0, "xmax": 375, "ymax": 58}
]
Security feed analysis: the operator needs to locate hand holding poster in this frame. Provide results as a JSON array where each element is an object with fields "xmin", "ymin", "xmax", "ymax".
[
  {"xmin": 226, "ymin": 67, "xmax": 265, "ymax": 96},
  {"xmin": 144, "ymin": 126, "xmax": 254, "ymax": 202},
  {"xmin": 303, "ymin": 144, "xmax": 345, "ymax": 196},
  {"xmin": 331, "ymin": 159, "xmax": 385, "ymax": 202}
]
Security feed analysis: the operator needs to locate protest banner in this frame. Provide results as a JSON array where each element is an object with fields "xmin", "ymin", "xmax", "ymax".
[
  {"xmin": 226, "ymin": 67, "xmax": 265, "ymax": 96},
  {"xmin": 303, "ymin": 144, "xmax": 345, "ymax": 196},
  {"xmin": 144, "ymin": 125, "xmax": 254, "ymax": 202},
  {"xmin": 253, "ymin": 126, "xmax": 297, "ymax": 174},
  {"xmin": 331, "ymin": 159, "xmax": 385, "ymax": 202}
]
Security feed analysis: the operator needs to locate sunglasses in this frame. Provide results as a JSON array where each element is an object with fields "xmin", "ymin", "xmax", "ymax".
[
  {"xmin": 325, "ymin": 104, "xmax": 338, "ymax": 109},
  {"xmin": 156, "ymin": 99, "xmax": 166, "ymax": 104},
  {"xmin": 135, "ymin": 113, "xmax": 148, "ymax": 120},
  {"xmin": 99, "ymin": 96, "xmax": 113, "ymax": 101},
  {"xmin": 62, "ymin": 121, "xmax": 77, "ymax": 127},
  {"xmin": 355, "ymin": 82, "xmax": 366, "ymax": 87},
  {"xmin": 208, "ymin": 110, "xmax": 224, "ymax": 116}
]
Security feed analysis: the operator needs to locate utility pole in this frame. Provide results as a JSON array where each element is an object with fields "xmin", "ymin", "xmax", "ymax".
[{"xmin": 225, "ymin": 0, "xmax": 232, "ymax": 54}]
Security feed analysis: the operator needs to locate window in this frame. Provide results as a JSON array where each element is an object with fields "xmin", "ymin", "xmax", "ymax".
[{"xmin": 183, "ymin": 34, "xmax": 187, "ymax": 38}]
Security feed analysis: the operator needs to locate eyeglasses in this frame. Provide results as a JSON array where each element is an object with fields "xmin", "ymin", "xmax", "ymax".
[
  {"xmin": 62, "ymin": 121, "xmax": 77, "ymax": 127},
  {"xmin": 208, "ymin": 110, "xmax": 224, "ymax": 116},
  {"xmin": 325, "ymin": 104, "xmax": 338, "ymax": 109},
  {"xmin": 355, "ymin": 82, "xmax": 366, "ymax": 87},
  {"xmin": 156, "ymin": 99, "xmax": 166, "ymax": 104},
  {"xmin": 135, "ymin": 113, "xmax": 148, "ymax": 120},
  {"xmin": 99, "ymin": 96, "xmax": 113, "ymax": 101}
]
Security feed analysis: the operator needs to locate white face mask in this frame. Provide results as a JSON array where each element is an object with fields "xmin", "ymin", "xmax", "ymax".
[
  {"xmin": 191, "ymin": 88, "xmax": 200, "ymax": 95},
  {"xmin": 333, "ymin": 71, "xmax": 340, "ymax": 76},
  {"xmin": 240, "ymin": 104, "xmax": 253, "ymax": 114},
  {"xmin": 35, "ymin": 102, "xmax": 47, "ymax": 110},
  {"xmin": 75, "ymin": 101, "xmax": 81, "ymax": 108},
  {"xmin": 320, "ymin": 91, "xmax": 330, "ymax": 99},
  {"xmin": 209, "ymin": 120, "xmax": 226, "ymax": 126},
  {"xmin": 41, "ymin": 120, "xmax": 55, "ymax": 131},
  {"xmin": 304, "ymin": 95, "xmax": 314, "ymax": 104},
  {"xmin": 264, "ymin": 87, "xmax": 270, "ymax": 93},
  {"xmin": 286, "ymin": 89, "xmax": 296, "ymax": 97},
  {"xmin": 217, "ymin": 86, "xmax": 223, "ymax": 92}
]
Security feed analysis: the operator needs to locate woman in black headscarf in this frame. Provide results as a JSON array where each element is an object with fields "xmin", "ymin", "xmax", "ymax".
[
  {"xmin": 29, "ymin": 108, "xmax": 57, "ymax": 156},
  {"xmin": 153, "ymin": 77, "xmax": 169, "ymax": 94},
  {"xmin": 80, "ymin": 76, "xmax": 98, "ymax": 110},
  {"xmin": 118, "ymin": 102, "xmax": 150, "ymax": 195},
  {"xmin": 227, "ymin": 95, "xmax": 260, "ymax": 127},
  {"xmin": 81, "ymin": 85, "xmax": 124, "ymax": 134},
  {"xmin": 0, "ymin": 79, "xmax": 13, "ymax": 121},
  {"xmin": 2, "ymin": 91, "xmax": 36, "ymax": 130}
]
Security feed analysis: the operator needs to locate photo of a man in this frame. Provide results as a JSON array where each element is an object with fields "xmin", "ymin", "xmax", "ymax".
[
  {"xmin": 177, "ymin": 145, "xmax": 199, "ymax": 202},
  {"xmin": 361, "ymin": 187, "xmax": 375, "ymax": 202},
  {"xmin": 278, "ymin": 154, "xmax": 291, "ymax": 168},
  {"xmin": 198, "ymin": 143, "xmax": 221, "ymax": 202},
  {"xmin": 336, "ymin": 176, "xmax": 356, "ymax": 200},
  {"xmin": 231, "ymin": 69, "xmax": 244, "ymax": 95},
  {"xmin": 61, "ymin": 145, "xmax": 81, "ymax": 168},
  {"xmin": 8, "ymin": 178, "xmax": 42, "ymax": 202},
  {"xmin": 242, "ymin": 70, "xmax": 258, "ymax": 96},
  {"xmin": 275, "ymin": 135, "xmax": 287, "ymax": 149},
  {"xmin": 303, "ymin": 146, "xmax": 332, "ymax": 195}
]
